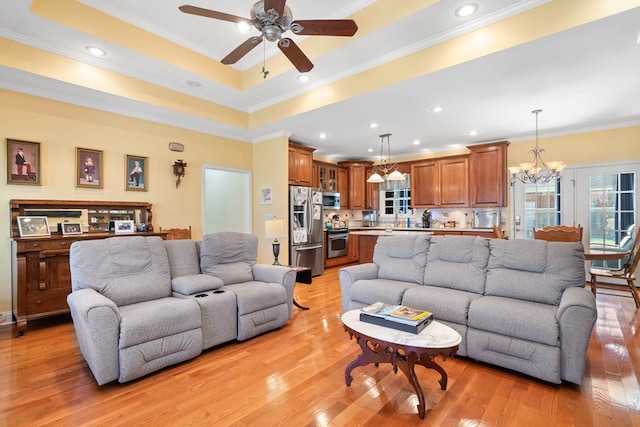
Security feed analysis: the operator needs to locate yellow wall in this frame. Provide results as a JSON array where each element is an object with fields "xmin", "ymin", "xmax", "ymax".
[{"xmin": 0, "ymin": 89, "xmax": 261, "ymax": 314}]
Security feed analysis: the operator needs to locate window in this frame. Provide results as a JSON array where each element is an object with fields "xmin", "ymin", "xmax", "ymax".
[
  {"xmin": 523, "ymin": 178, "xmax": 561, "ymax": 239},
  {"xmin": 588, "ymin": 172, "xmax": 635, "ymax": 247},
  {"xmin": 381, "ymin": 188, "xmax": 411, "ymax": 216}
]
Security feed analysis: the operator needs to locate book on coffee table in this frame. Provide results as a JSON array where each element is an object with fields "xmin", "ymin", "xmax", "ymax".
[{"xmin": 360, "ymin": 302, "xmax": 433, "ymax": 334}]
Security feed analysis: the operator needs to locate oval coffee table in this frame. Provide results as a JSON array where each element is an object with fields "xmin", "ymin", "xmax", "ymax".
[{"xmin": 341, "ymin": 309, "xmax": 461, "ymax": 419}]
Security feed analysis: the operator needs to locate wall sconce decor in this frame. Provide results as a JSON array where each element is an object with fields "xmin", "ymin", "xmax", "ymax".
[{"xmin": 173, "ymin": 160, "xmax": 187, "ymax": 188}]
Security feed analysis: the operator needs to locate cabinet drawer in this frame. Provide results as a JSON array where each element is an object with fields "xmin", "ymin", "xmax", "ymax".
[
  {"xmin": 18, "ymin": 239, "xmax": 72, "ymax": 252},
  {"xmin": 26, "ymin": 289, "xmax": 70, "ymax": 315}
]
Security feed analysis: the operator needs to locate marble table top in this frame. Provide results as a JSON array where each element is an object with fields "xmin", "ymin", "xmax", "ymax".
[{"xmin": 341, "ymin": 309, "xmax": 462, "ymax": 349}]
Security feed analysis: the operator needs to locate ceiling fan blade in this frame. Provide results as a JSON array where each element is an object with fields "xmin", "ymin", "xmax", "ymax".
[
  {"xmin": 221, "ymin": 37, "xmax": 263, "ymax": 65},
  {"xmin": 291, "ymin": 20, "xmax": 358, "ymax": 36},
  {"xmin": 179, "ymin": 5, "xmax": 252, "ymax": 25},
  {"xmin": 264, "ymin": 0, "xmax": 287, "ymax": 19},
  {"xmin": 278, "ymin": 38, "xmax": 314, "ymax": 73}
]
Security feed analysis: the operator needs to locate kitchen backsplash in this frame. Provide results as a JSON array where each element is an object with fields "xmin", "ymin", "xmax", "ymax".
[{"xmin": 329, "ymin": 208, "xmax": 507, "ymax": 229}]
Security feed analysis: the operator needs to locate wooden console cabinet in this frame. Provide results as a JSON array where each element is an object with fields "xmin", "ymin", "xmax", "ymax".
[{"xmin": 10, "ymin": 199, "xmax": 165, "ymax": 336}]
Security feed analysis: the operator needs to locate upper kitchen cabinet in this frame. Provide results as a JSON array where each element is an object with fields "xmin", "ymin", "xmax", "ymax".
[
  {"xmin": 411, "ymin": 156, "xmax": 469, "ymax": 208},
  {"xmin": 365, "ymin": 166, "xmax": 379, "ymax": 210},
  {"xmin": 288, "ymin": 142, "xmax": 315, "ymax": 186},
  {"xmin": 337, "ymin": 167, "xmax": 348, "ymax": 208},
  {"xmin": 315, "ymin": 161, "xmax": 338, "ymax": 192},
  {"xmin": 468, "ymin": 141, "xmax": 510, "ymax": 207},
  {"xmin": 339, "ymin": 161, "xmax": 372, "ymax": 210}
]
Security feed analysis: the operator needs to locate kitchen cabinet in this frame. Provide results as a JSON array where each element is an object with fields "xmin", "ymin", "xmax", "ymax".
[
  {"xmin": 365, "ymin": 167, "xmax": 380, "ymax": 210},
  {"xmin": 339, "ymin": 161, "xmax": 372, "ymax": 210},
  {"xmin": 315, "ymin": 162, "xmax": 338, "ymax": 191},
  {"xmin": 469, "ymin": 141, "xmax": 509, "ymax": 207},
  {"xmin": 411, "ymin": 156, "xmax": 469, "ymax": 208},
  {"xmin": 347, "ymin": 234, "xmax": 359, "ymax": 262},
  {"xmin": 337, "ymin": 167, "xmax": 348, "ymax": 208},
  {"xmin": 357, "ymin": 234, "xmax": 379, "ymax": 264},
  {"xmin": 9, "ymin": 199, "xmax": 164, "ymax": 336},
  {"xmin": 288, "ymin": 143, "xmax": 315, "ymax": 186}
]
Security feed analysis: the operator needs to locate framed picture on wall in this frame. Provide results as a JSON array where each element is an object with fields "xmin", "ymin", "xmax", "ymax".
[
  {"xmin": 76, "ymin": 147, "xmax": 103, "ymax": 188},
  {"xmin": 6, "ymin": 139, "xmax": 41, "ymax": 185},
  {"xmin": 125, "ymin": 155, "xmax": 147, "ymax": 191},
  {"xmin": 260, "ymin": 187, "xmax": 272, "ymax": 204}
]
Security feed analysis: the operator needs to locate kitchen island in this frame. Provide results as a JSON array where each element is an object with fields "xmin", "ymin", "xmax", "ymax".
[{"xmin": 348, "ymin": 227, "xmax": 498, "ymax": 264}]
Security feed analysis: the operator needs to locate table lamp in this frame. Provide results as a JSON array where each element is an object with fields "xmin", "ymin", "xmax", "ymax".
[{"xmin": 265, "ymin": 218, "xmax": 287, "ymax": 265}]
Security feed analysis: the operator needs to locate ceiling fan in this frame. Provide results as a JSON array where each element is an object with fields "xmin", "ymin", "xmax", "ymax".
[{"xmin": 179, "ymin": 1, "xmax": 358, "ymax": 73}]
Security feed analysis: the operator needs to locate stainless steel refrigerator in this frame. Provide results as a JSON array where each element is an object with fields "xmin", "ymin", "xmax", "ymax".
[{"xmin": 289, "ymin": 185, "xmax": 325, "ymax": 276}]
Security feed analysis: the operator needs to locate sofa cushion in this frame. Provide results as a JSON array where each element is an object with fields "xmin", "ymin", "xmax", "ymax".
[
  {"xmin": 171, "ymin": 274, "xmax": 223, "ymax": 295},
  {"xmin": 373, "ymin": 235, "xmax": 429, "ymax": 285},
  {"xmin": 402, "ymin": 286, "xmax": 481, "ymax": 326},
  {"xmin": 200, "ymin": 232, "xmax": 257, "ymax": 285},
  {"xmin": 486, "ymin": 239, "xmax": 585, "ymax": 305},
  {"xmin": 468, "ymin": 295, "xmax": 560, "ymax": 346},
  {"xmin": 164, "ymin": 240, "xmax": 201, "ymax": 278},
  {"xmin": 70, "ymin": 236, "xmax": 172, "ymax": 306},
  {"xmin": 350, "ymin": 278, "xmax": 419, "ymax": 306},
  {"xmin": 423, "ymin": 235, "xmax": 490, "ymax": 294}
]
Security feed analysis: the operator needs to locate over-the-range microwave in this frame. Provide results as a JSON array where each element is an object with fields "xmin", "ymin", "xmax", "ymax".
[{"xmin": 322, "ymin": 192, "xmax": 340, "ymax": 210}]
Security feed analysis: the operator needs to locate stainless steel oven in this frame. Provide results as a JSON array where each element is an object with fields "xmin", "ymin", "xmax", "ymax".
[{"xmin": 327, "ymin": 229, "xmax": 348, "ymax": 258}]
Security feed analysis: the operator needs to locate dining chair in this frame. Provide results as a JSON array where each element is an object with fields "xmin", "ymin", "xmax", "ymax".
[
  {"xmin": 533, "ymin": 225, "xmax": 583, "ymax": 242},
  {"xmin": 589, "ymin": 233, "xmax": 640, "ymax": 308},
  {"xmin": 492, "ymin": 225, "xmax": 505, "ymax": 239},
  {"xmin": 160, "ymin": 226, "xmax": 192, "ymax": 240}
]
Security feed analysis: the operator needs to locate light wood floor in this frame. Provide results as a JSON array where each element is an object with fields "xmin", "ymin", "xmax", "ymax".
[{"xmin": 1, "ymin": 267, "xmax": 639, "ymax": 426}]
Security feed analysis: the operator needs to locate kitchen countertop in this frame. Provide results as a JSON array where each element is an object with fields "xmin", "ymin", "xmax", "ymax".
[{"xmin": 348, "ymin": 227, "xmax": 495, "ymax": 235}]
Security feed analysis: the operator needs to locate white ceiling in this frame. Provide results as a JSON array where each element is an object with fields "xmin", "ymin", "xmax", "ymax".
[{"xmin": 1, "ymin": 1, "xmax": 639, "ymax": 161}]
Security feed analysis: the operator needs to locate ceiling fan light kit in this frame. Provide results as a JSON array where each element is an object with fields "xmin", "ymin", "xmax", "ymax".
[{"xmin": 179, "ymin": 1, "xmax": 358, "ymax": 73}]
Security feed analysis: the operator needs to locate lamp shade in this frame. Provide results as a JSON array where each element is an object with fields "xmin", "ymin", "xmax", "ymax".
[{"xmin": 265, "ymin": 218, "xmax": 286, "ymax": 239}]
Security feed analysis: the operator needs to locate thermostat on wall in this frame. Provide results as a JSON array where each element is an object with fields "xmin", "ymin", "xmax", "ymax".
[{"xmin": 169, "ymin": 142, "xmax": 184, "ymax": 152}]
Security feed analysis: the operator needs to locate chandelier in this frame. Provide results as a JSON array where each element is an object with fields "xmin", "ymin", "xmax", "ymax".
[
  {"xmin": 367, "ymin": 133, "xmax": 405, "ymax": 183},
  {"xmin": 509, "ymin": 109, "xmax": 565, "ymax": 184}
]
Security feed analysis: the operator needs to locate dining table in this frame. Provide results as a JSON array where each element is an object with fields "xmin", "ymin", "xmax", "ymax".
[{"xmin": 583, "ymin": 248, "xmax": 630, "ymax": 261}]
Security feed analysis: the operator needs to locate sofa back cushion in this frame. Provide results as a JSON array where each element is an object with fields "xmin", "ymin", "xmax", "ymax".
[
  {"xmin": 200, "ymin": 232, "xmax": 257, "ymax": 285},
  {"xmin": 423, "ymin": 235, "xmax": 490, "ymax": 294},
  {"xmin": 373, "ymin": 234, "xmax": 429, "ymax": 284},
  {"xmin": 485, "ymin": 238, "xmax": 585, "ymax": 305},
  {"xmin": 164, "ymin": 240, "xmax": 201, "ymax": 278},
  {"xmin": 70, "ymin": 236, "xmax": 172, "ymax": 306}
]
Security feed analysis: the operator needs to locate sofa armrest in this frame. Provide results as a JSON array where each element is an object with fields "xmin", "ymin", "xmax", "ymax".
[
  {"xmin": 338, "ymin": 263, "xmax": 379, "ymax": 313},
  {"xmin": 67, "ymin": 288, "xmax": 122, "ymax": 385},
  {"xmin": 556, "ymin": 287, "xmax": 597, "ymax": 384},
  {"xmin": 252, "ymin": 264, "xmax": 297, "ymax": 318}
]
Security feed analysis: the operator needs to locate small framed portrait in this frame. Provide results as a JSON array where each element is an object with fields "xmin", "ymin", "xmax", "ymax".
[
  {"xmin": 61, "ymin": 222, "xmax": 83, "ymax": 235},
  {"xmin": 7, "ymin": 139, "xmax": 41, "ymax": 185},
  {"xmin": 17, "ymin": 216, "xmax": 51, "ymax": 238},
  {"xmin": 77, "ymin": 147, "xmax": 103, "ymax": 188},
  {"xmin": 126, "ymin": 155, "xmax": 147, "ymax": 191},
  {"xmin": 114, "ymin": 220, "xmax": 135, "ymax": 234},
  {"xmin": 260, "ymin": 187, "xmax": 272, "ymax": 205}
]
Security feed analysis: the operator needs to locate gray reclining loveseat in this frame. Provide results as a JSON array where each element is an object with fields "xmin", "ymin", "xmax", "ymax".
[
  {"xmin": 67, "ymin": 232, "xmax": 296, "ymax": 385},
  {"xmin": 339, "ymin": 234, "xmax": 597, "ymax": 385}
]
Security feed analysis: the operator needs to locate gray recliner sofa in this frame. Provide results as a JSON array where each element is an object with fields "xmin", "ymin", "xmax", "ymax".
[
  {"xmin": 339, "ymin": 234, "xmax": 597, "ymax": 385},
  {"xmin": 67, "ymin": 232, "xmax": 296, "ymax": 385}
]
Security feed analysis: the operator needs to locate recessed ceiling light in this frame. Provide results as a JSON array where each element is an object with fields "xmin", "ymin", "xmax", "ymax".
[
  {"xmin": 318, "ymin": 133, "xmax": 327, "ymax": 139},
  {"xmin": 455, "ymin": 3, "xmax": 478, "ymax": 17},
  {"xmin": 431, "ymin": 105, "xmax": 444, "ymax": 113},
  {"xmin": 85, "ymin": 46, "xmax": 107, "ymax": 57},
  {"xmin": 467, "ymin": 129, "xmax": 479, "ymax": 136},
  {"xmin": 367, "ymin": 148, "xmax": 374, "ymax": 152},
  {"xmin": 297, "ymin": 74, "xmax": 310, "ymax": 82},
  {"xmin": 369, "ymin": 122, "xmax": 378, "ymax": 128},
  {"xmin": 236, "ymin": 22, "xmax": 251, "ymax": 33},
  {"xmin": 413, "ymin": 140, "xmax": 421, "ymax": 145},
  {"xmin": 186, "ymin": 80, "xmax": 201, "ymax": 87}
]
